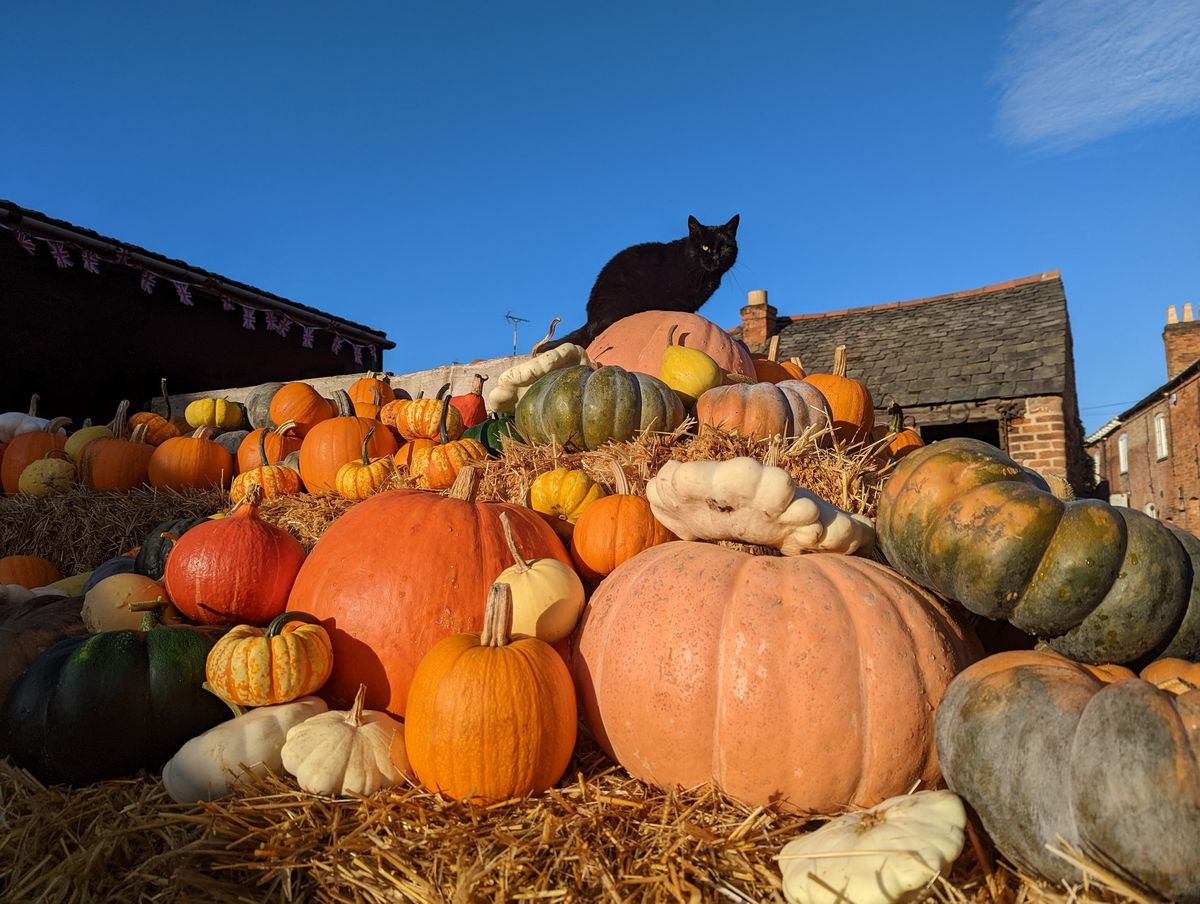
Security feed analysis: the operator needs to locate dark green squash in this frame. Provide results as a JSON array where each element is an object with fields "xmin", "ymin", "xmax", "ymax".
[
  {"xmin": 462, "ymin": 413, "xmax": 523, "ymax": 458},
  {"xmin": 245, "ymin": 382, "xmax": 285, "ymax": 430},
  {"xmin": 0, "ymin": 609, "xmax": 231, "ymax": 784},
  {"xmin": 515, "ymin": 365, "xmax": 684, "ymax": 452},
  {"xmin": 134, "ymin": 515, "xmax": 211, "ymax": 580},
  {"xmin": 876, "ymin": 438, "xmax": 1198, "ymax": 665},
  {"xmin": 936, "ymin": 650, "xmax": 1199, "ymax": 902}
]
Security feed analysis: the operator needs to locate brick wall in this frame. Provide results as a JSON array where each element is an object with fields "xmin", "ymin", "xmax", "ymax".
[
  {"xmin": 1164, "ymin": 304, "xmax": 1200, "ymax": 379},
  {"xmin": 1006, "ymin": 396, "xmax": 1071, "ymax": 479}
]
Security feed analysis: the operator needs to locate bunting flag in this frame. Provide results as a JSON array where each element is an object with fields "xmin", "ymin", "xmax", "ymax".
[{"xmin": 2, "ymin": 223, "xmax": 382, "ymax": 365}]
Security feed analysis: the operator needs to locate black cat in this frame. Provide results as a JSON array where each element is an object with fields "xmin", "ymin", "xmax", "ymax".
[{"xmin": 543, "ymin": 214, "xmax": 740, "ymax": 350}]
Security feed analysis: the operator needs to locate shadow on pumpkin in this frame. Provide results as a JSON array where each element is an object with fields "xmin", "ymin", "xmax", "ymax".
[{"xmin": 318, "ymin": 619, "xmax": 394, "ymax": 716}]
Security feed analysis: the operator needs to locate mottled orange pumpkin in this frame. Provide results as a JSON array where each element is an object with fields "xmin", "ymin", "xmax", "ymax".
[
  {"xmin": 408, "ymin": 397, "xmax": 487, "ymax": 490},
  {"xmin": 803, "ymin": 345, "xmax": 875, "ymax": 448},
  {"xmin": 395, "ymin": 383, "xmax": 464, "ymax": 442},
  {"xmin": 230, "ymin": 428, "xmax": 303, "ymax": 503},
  {"xmin": 573, "ymin": 544, "xmax": 980, "ymax": 812},
  {"xmin": 299, "ymin": 391, "xmax": 398, "ymax": 495},
  {"xmin": 205, "ymin": 611, "xmax": 334, "ymax": 707},
  {"xmin": 0, "ymin": 555, "xmax": 62, "ymax": 588},
  {"xmin": 404, "ymin": 582, "xmax": 577, "ymax": 802},
  {"xmin": 269, "ymin": 382, "xmax": 333, "ymax": 438},
  {"xmin": 2, "ymin": 417, "xmax": 71, "ymax": 494},
  {"xmin": 395, "ymin": 438, "xmax": 436, "ymax": 472},
  {"xmin": 148, "ymin": 427, "xmax": 234, "ymax": 490}
]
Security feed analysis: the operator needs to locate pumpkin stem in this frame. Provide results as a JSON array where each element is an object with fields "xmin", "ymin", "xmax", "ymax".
[
  {"xmin": 608, "ymin": 460, "xmax": 631, "ymax": 496},
  {"xmin": 160, "ymin": 378, "xmax": 174, "ymax": 420},
  {"xmin": 1155, "ymin": 676, "xmax": 1198, "ymax": 695},
  {"xmin": 531, "ymin": 317, "xmax": 562, "ymax": 356},
  {"xmin": 831, "ymin": 345, "xmax": 848, "ymax": 379},
  {"xmin": 789, "ymin": 356, "xmax": 804, "ymax": 372},
  {"xmin": 479, "ymin": 582, "xmax": 515, "ymax": 648},
  {"xmin": 331, "ymin": 389, "xmax": 355, "ymax": 418},
  {"xmin": 191, "ymin": 426, "xmax": 216, "ymax": 441},
  {"xmin": 44, "ymin": 416, "xmax": 72, "ymax": 433},
  {"xmin": 434, "ymin": 382, "xmax": 451, "ymax": 401},
  {"xmin": 448, "ymin": 464, "xmax": 481, "ymax": 502},
  {"xmin": 360, "ymin": 425, "xmax": 376, "ymax": 466},
  {"xmin": 266, "ymin": 610, "xmax": 324, "ymax": 638},
  {"xmin": 131, "ymin": 597, "xmax": 168, "ymax": 631},
  {"xmin": 27, "ymin": 394, "xmax": 39, "ymax": 417},
  {"xmin": 348, "ymin": 684, "xmax": 368, "ymax": 727},
  {"xmin": 767, "ymin": 334, "xmax": 781, "ymax": 363},
  {"xmin": 257, "ymin": 427, "xmax": 273, "ymax": 467},
  {"xmin": 665, "ymin": 324, "xmax": 679, "ymax": 349},
  {"xmin": 129, "ymin": 423, "xmax": 149, "ymax": 445},
  {"xmin": 275, "ymin": 420, "xmax": 298, "ymax": 437},
  {"xmin": 887, "ymin": 400, "xmax": 904, "ymax": 435},
  {"xmin": 109, "ymin": 400, "xmax": 130, "ymax": 437},
  {"xmin": 202, "ymin": 681, "xmax": 246, "ymax": 718},
  {"xmin": 470, "ymin": 373, "xmax": 488, "ymax": 396},
  {"xmin": 81, "ymin": 417, "xmax": 93, "ymax": 429},
  {"xmin": 498, "ymin": 511, "xmax": 530, "ymax": 574},
  {"xmin": 437, "ymin": 396, "xmax": 451, "ymax": 445}
]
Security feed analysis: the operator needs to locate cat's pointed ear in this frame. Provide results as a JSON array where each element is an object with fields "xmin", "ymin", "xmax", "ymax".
[
  {"xmin": 688, "ymin": 215, "xmax": 702, "ymax": 236},
  {"xmin": 723, "ymin": 214, "xmax": 740, "ymax": 235}
]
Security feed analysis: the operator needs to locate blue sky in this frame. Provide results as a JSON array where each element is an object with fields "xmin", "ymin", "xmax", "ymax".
[{"xmin": 5, "ymin": 1, "xmax": 1198, "ymax": 434}]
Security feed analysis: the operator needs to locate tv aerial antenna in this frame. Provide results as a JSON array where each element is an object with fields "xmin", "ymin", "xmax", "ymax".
[{"xmin": 504, "ymin": 311, "xmax": 530, "ymax": 355}]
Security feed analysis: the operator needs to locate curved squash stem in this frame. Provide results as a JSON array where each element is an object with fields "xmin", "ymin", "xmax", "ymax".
[
  {"xmin": 44, "ymin": 416, "xmax": 72, "ymax": 433},
  {"xmin": 109, "ymin": 400, "xmax": 130, "ymax": 436},
  {"xmin": 331, "ymin": 389, "xmax": 355, "ymax": 418},
  {"xmin": 360, "ymin": 425, "xmax": 376, "ymax": 466},
  {"xmin": 437, "ymin": 396, "xmax": 451, "ymax": 445},
  {"xmin": 160, "ymin": 377, "xmax": 174, "ymax": 421},
  {"xmin": 530, "ymin": 317, "xmax": 562, "ymax": 356},
  {"xmin": 470, "ymin": 373, "xmax": 488, "ymax": 396},
  {"xmin": 608, "ymin": 459, "xmax": 630, "ymax": 496},
  {"xmin": 275, "ymin": 419, "xmax": 298, "ymax": 437},
  {"xmin": 479, "ymin": 582, "xmax": 514, "ymax": 648},
  {"xmin": 665, "ymin": 324, "xmax": 679, "ymax": 349},
  {"xmin": 831, "ymin": 345, "xmax": 848, "ymax": 378},
  {"xmin": 887, "ymin": 400, "xmax": 904, "ymax": 435},
  {"xmin": 257, "ymin": 426, "xmax": 273, "ymax": 468},
  {"xmin": 27, "ymin": 393, "xmax": 39, "ymax": 417},
  {"xmin": 130, "ymin": 424, "xmax": 150, "ymax": 445},
  {"xmin": 201, "ymin": 681, "xmax": 246, "ymax": 719},
  {"xmin": 498, "ymin": 511, "xmax": 530, "ymax": 573},
  {"xmin": 348, "ymin": 684, "xmax": 367, "ymax": 727}
]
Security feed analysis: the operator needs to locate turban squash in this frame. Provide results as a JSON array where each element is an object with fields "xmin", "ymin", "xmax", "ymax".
[
  {"xmin": 877, "ymin": 438, "xmax": 1199, "ymax": 666},
  {"xmin": 572, "ymin": 542, "xmax": 980, "ymax": 813},
  {"xmin": 936, "ymin": 650, "xmax": 1199, "ymax": 902}
]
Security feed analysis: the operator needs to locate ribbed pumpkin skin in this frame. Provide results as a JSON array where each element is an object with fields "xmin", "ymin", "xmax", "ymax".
[
  {"xmin": 410, "ymin": 438, "xmax": 489, "ymax": 490},
  {"xmin": 395, "ymin": 438, "xmax": 435, "ymax": 471},
  {"xmin": 0, "ymin": 620, "xmax": 231, "ymax": 785},
  {"xmin": 126, "ymin": 412, "xmax": 180, "ymax": 446},
  {"xmin": 803, "ymin": 371, "xmax": 874, "ymax": 447},
  {"xmin": 230, "ymin": 463, "xmax": 302, "ymax": 503},
  {"xmin": 587, "ymin": 311, "xmax": 757, "ymax": 380},
  {"xmin": 299, "ymin": 415, "xmax": 398, "ymax": 496},
  {"xmin": 236, "ymin": 427, "xmax": 302, "ymax": 472},
  {"xmin": 0, "ymin": 555, "xmax": 62, "ymax": 588},
  {"xmin": 349, "ymin": 374, "xmax": 397, "ymax": 407},
  {"xmin": 148, "ymin": 434, "xmax": 234, "ymax": 490},
  {"xmin": 335, "ymin": 455, "xmax": 394, "ymax": 499},
  {"xmin": 405, "ymin": 627, "xmax": 577, "ymax": 802},
  {"xmin": 269, "ymin": 383, "xmax": 332, "ymax": 438},
  {"xmin": 570, "ymin": 495, "xmax": 676, "ymax": 583},
  {"xmin": 79, "ymin": 436, "xmax": 155, "ymax": 491},
  {"xmin": 694, "ymin": 381, "xmax": 832, "ymax": 442},
  {"xmin": 395, "ymin": 399, "xmax": 464, "ymax": 442},
  {"xmin": 285, "ymin": 490, "xmax": 572, "ymax": 717},
  {"xmin": 516, "ymin": 366, "xmax": 685, "ymax": 452},
  {"xmin": 529, "ymin": 468, "xmax": 606, "ymax": 541},
  {"xmin": 936, "ymin": 651, "xmax": 1200, "ymax": 902},
  {"xmin": 2, "ymin": 431, "xmax": 68, "ymax": 494},
  {"xmin": 205, "ymin": 613, "xmax": 333, "ymax": 707},
  {"xmin": 245, "ymin": 381, "xmax": 285, "ymax": 430},
  {"xmin": 751, "ymin": 356, "xmax": 806, "ymax": 383},
  {"xmin": 877, "ymin": 438, "xmax": 1198, "ymax": 664},
  {"xmin": 164, "ymin": 502, "xmax": 307, "ymax": 625},
  {"xmin": 572, "ymin": 543, "xmax": 979, "ymax": 812}
]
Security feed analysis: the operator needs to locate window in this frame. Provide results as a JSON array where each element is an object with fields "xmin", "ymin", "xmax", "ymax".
[
  {"xmin": 1118, "ymin": 434, "xmax": 1129, "ymax": 474},
  {"xmin": 1155, "ymin": 412, "xmax": 1169, "ymax": 460},
  {"xmin": 1092, "ymin": 450, "xmax": 1103, "ymax": 483}
]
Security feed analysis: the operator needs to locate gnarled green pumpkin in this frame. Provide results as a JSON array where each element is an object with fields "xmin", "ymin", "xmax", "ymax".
[
  {"xmin": 462, "ymin": 413, "xmax": 524, "ymax": 457},
  {"xmin": 515, "ymin": 365, "xmax": 684, "ymax": 452},
  {"xmin": 877, "ymin": 438, "xmax": 1198, "ymax": 665}
]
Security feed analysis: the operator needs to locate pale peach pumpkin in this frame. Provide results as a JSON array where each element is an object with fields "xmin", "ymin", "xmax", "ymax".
[
  {"xmin": 572, "ymin": 542, "xmax": 980, "ymax": 812},
  {"xmin": 694, "ymin": 380, "xmax": 831, "ymax": 442},
  {"xmin": 586, "ymin": 311, "xmax": 756, "ymax": 381}
]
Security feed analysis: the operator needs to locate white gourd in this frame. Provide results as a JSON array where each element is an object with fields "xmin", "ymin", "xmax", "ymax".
[
  {"xmin": 0, "ymin": 395, "xmax": 67, "ymax": 442},
  {"xmin": 487, "ymin": 344, "xmax": 592, "ymax": 413},
  {"xmin": 646, "ymin": 457, "xmax": 874, "ymax": 556},
  {"xmin": 162, "ymin": 696, "xmax": 328, "ymax": 803},
  {"xmin": 779, "ymin": 790, "xmax": 967, "ymax": 904},
  {"xmin": 280, "ymin": 684, "xmax": 408, "ymax": 797},
  {"xmin": 0, "ymin": 584, "xmax": 37, "ymax": 606}
]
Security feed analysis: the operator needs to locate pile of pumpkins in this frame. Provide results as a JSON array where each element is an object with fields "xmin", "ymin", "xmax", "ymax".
[{"xmin": 1, "ymin": 307, "xmax": 1197, "ymax": 904}]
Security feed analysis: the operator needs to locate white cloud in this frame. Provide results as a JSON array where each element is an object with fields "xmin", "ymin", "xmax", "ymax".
[{"xmin": 995, "ymin": 0, "xmax": 1200, "ymax": 151}]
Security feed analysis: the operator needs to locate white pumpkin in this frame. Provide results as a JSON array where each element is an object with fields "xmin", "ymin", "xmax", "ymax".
[
  {"xmin": 779, "ymin": 790, "xmax": 967, "ymax": 904},
  {"xmin": 0, "ymin": 583, "xmax": 37, "ymax": 606},
  {"xmin": 281, "ymin": 684, "xmax": 408, "ymax": 797},
  {"xmin": 162, "ymin": 696, "xmax": 328, "ymax": 803},
  {"xmin": 0, "ymin": 395, "xmax": 68, "ymax": 442},
  {"xmin": 646, "ymin": 457, "xmax": 875, "ymax": 556},
  {"xmin": 487, "ymin": 343, "xmax": 592, "ymax": 413},
  {"xmin": 81, "ymin": 573, "xmax": 172, "ymax": 632},
  {"xmin": 493, "ymin": 512, "xmax": 585, "ymax": 643}
]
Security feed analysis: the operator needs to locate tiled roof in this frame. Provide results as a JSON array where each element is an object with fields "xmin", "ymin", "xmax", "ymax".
[
  {"xmin": 0, "ymin": 198, "xmax": 393, "ymax": 347},
  {"xmin": 754, "ymin": 272, "xmax": 1070, "ymax": 408}
]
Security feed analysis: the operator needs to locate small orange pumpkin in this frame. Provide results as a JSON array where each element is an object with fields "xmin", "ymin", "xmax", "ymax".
[
  {"xmin": 409, "ymin": 397, "xmax": 488, "ymax": 490},
  {"xmin": 335, "ymin": 426, "xmax": 395, "ymax": 500},
  {"xmin": 148, "ymin": 427, "xmax": 234, "ymax": 490},
  {"xmin": 348, "ymin": 372, "xmax": 398, "ymax": 409},
  {"xmin": 395, "ymin": 438, "xmax": 436, "ymax": 473},
  {"xmin": 1, "ymin": 416, "xmax": 71, "ymax": 494},
  {"xmin": 404, "ymin": 582, "xmax": 577, "ymax": 803},
  {"xmin": 236, "ymin": 421, "xmax": 302, "ymax": 472},
  {"xmin": 0, "ymin": 555, "xmax": 63, "ymax": 588},
  {"xmin": 803, "ymin": 345, "xmax": 874, "ymax": 448},
  {"xmin": 872, "ymin": 400, "xmax": 924, "ymax": 464},
  {"xmin": 205, "ymin": 610, "xmax": 334, "ymax": 707},
  {"xmin": 80, "ymin": 421, "xmax": 156, "ymax": 491},
  {"xmin": 269, "ymin": 382, "xmax": 333, "ymax": 438},
  {"xmin": 231, "ymin": 427, "xmax": 303, "ymax": 503},
  {"xmin": 299, "ymin": 391, "xmax": 399, "ymax": 496},
  {"xmin": 449, "ymin": 374, "xmax": 489, "ymax": 428},
  {"xmin": 127, "ymin": 378, "xmax": 185, "ymax": 445},
  {"xmin": 751, "ymin": 336, "xmax": 807, "ymax": 384},
  {"xmin": 570, "ymin": 465, "xmax": 676, "ymax": 583}
]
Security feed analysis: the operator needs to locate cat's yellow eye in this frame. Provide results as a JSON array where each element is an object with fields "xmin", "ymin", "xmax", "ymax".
[{"xmin": 701, "ymin": 244, "xmax": 710, "ymax": 251}]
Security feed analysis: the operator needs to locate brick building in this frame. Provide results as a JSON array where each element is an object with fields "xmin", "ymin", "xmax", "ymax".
[
  {"xmin": 0, "ymin": 200, "xmax": 394, "ymax": 426},
  {"xmin": 1086, "ymin": 304, "xmax": 1200, "ymax": 533},
  {"xmin": 735, "ymin": 271, "xmax": 1090, "ymax": 492}
]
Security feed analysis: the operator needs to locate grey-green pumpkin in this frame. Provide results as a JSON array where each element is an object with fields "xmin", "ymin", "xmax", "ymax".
[
  {"xmin": 515, "ymin": 365, "xmax": 684, "ymax": 452},
  {"xmin": 245, "ymin": 382, "xmax": 285, "ymax": 430}
]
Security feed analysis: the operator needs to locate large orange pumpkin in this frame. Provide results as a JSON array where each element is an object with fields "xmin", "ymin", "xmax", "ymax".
[
  {"xmin": 586, "ymin": 311, "xmax": 757, "ymax": 381},
  {"xmin": 285, "ymin": 467, "xmax": 572, "ymax": 717},
  {"xmin": 298, "ymin": 391, "xmax": 398, "ymax": 496},
  {"xmin": 2, "ymin": 417, "xmax": 71, "ymax": 494},
  {"xmin": 572, "ymin": 543, "xmax": 980, "ymax": 812},
  {"xmin": 269, "ymin": 382, "xmax": 333, "ymax": 438},
  {"xmin": 803, "ymin": 345, "xmax": 874, "ymax": 448},
  {"xmin": 0, "ymin": 555, "xmax": 62, "ymax": 588}
]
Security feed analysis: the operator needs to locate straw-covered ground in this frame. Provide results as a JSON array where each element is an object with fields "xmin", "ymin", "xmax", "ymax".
[{"xmin": 0, "ymin": 427, "xmax": 1144, "ymax": 902}]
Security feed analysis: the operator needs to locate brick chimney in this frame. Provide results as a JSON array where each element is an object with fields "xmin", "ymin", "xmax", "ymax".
[
  {"xmin": 1164, "ymin": 303, "xmax": 1200, "ymax": 379},
  {"xmin": 739, "ymin": 289, "xmax": 777, "ymax": 352}
]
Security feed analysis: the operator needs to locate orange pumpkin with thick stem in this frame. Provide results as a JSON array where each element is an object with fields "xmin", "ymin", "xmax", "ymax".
[
  {"xmin": 348, "ymin": 372, "xmax": 397, "ymax": 409},
  {"xmin": 204, "ymin": 610, "xmax": 334, "ymax": 707},
  {"xmin": 409, "ymin": 397, "xmax": 487, "ymax": 490},
  {"xmin": 2, "ymin": 417, "xmax": 71, "ymax": 494},
  {"xmin": 803, "ymin": 345, "xmax": 875, "ymax": 448},
  {"xmin": 751, "ymin": 335, "xmax": 807, "ymax": 384},
  {"xmin": 80, "ymin": 419, "xmax": 155, "ymax": 492},
  {"xmin": 148, "ymin": 427, "xmax": 233, "ymax": 490},
  {"xmin": 572, "ymin": 543, "xmax": 980, "ymax": 812},
  {"xmin": 299, "ymin": 391, "xmax": 398, "ymax": 496},
  {"xmin": 395, "ymin": 383, "xmax": 464, "ymax": 441},
  {"xmin": 570, "ymin": 464, "xmax": 676, "ymax": 583},
  {"xmin": 127, "ymin": 378, "xmax": 185, "ymax": 446},
  {"xmin": 236, "ymin": 421, "xmax": 302, "ymax": 472},
  {"xmin": 449, "ymin": 374, "xmax": 489, "ymax": 428},
  {"xmin": 405, "ymin": 582, "xmax": 576, "ymax": 802},
  {"xmin": 231, "ymin": 427, "xmax": 303, "ymax": 503},
  {"xmin": 586, "ymin": 310, "xmax": 757, "ymax": 381},
  {"xmin": 285, "ymin": 465, "xmax": 572, "ymax": 717},
  {"xmin": 164, "ymin": 486, "xmax": 307, "ymax": 626},
  {"xmin": 0, "ymin": 555, "xmax": 62, "ymax": 588},
  {"xmin": 269, "ymin": 382, "xmax": 333, "ymax": 438},
  {"xmin": 335, "ymin": 426, "xmax": 395, "ymax": 499}
]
